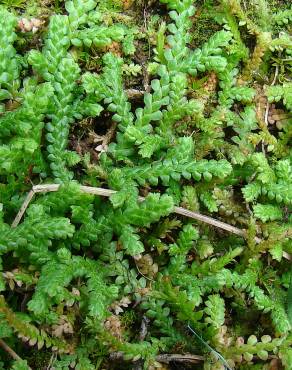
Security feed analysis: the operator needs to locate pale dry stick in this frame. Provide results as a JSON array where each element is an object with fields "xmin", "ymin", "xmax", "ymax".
[
  {"xmin": 109, "ymin": 351, "xmax": 204, "ymax": 364},
  {"xmin": 156, "ymin": 353, "xmax": 204, "ymax": 364},
  {"xmin": 0, "ymin": 338, "xmax": 32, "ymax": 369},
  {"xmin": 264, "ymin": 64, "xmax": 279, "ymax": 126},
  {"xmin": 264, "ymin": 100, "xmax": 270, "ymax": 126},
  {"xmin": 174, "ymin": 205, "xmax": 258, "ymax": 242},
  {"xmin": 11, "ymin": 185, "xmax": 252, "ymax": 239},
  {"xmin": 11, "ymin": 189, "xmax": 35, "ymax": 228},
  {"xmin": 12, "ymin": 184, "xmax": 291, "ymax": 260},
  {"xmin": 46, "ymin": 352, "xmax": 57, "ymax": 370},
  {"xmin": 271, "ymin": 64, "xmax": 279, "ymax": 86},
  {"xmin": 11, "ymin": 184, "xmax": 255, "ymax": 240},
  {"xmin": 0, "ymin": 339, "xmax": 22, "ymax": 361}
]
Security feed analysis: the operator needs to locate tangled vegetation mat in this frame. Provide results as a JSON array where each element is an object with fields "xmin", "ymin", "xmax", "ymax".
[{"xmin": 0, "ymin": 0, "xmax": 291, "ymax": 369}]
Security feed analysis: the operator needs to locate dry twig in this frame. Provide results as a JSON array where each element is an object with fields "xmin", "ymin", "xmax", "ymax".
[
  {"xmin": 264, "ymin": 65, "xmax": 279, "ymax": 126},
  {"xmin": 12, "ymin": 184, "xmax": 291, "ymax": 261},
  {"xmin": 156, "ymin": 353, "xmax": 204, "ymax": 364},
  {"xmin": 0, "ymin": 338, "xmax": 32, "ymax": 369},
  {"xmin": 109, "ymin": 351, "xmax": 204, "ymax": 364}
]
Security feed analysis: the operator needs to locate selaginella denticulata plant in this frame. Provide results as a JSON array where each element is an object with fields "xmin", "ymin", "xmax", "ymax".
[{"xmin": 0, "ymin": 0, "xmax": 291, "ymax": 369}]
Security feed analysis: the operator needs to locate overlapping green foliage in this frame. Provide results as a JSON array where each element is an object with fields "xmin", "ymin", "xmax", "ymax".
[{"xmin": 0, "ymin": 0, "xmax": 291, "ymax": 369}]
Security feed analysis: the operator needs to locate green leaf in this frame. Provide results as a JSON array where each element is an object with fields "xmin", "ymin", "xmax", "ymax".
[
  {"xmin": 120, "ymin": 226, "xmax": 144, "ymax": 256},
  {"xmin": 125, "ymin": 193, "xmax": 174, "ymax": 227},
  {"xmin": 11, "ymin": 360, "xmax": 30, "ymax": 370},
  {"xmin": 270, "ymin": 243, "xmax": 283, "ymax": 261},
  {"xmin": 110, "ymin": 190, "xmax": 127, "ymax": 208},
  {"xmin": 287, "ymin": 270, "xmax": 292, "ymax": 326},
  {"xmin": 253, "ymin": 204, "xmax": 282, "ymax": 222}
]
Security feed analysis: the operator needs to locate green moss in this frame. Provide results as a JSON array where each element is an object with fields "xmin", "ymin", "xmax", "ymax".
[{"xmin": 0, "ymin": 0, "xmax": 291, "ymax": 368}]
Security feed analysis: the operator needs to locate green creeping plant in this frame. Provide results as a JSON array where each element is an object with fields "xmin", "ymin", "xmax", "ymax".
[
  {"xmin": 288, "ymin": 269, "xmax": 292, "ymax": 326},
  {"xmin": 0, "ymin": 0, "xmax": 291, "ymax": 369},
  {"xmin": 0, "ymin": 0, "xmax": 25, "ymax": 8}
]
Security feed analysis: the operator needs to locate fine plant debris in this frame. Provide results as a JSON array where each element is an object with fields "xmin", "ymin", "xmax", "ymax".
[{"xmin": 0, "ymin": 0, "xmax": 291, "ymax": 369}]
